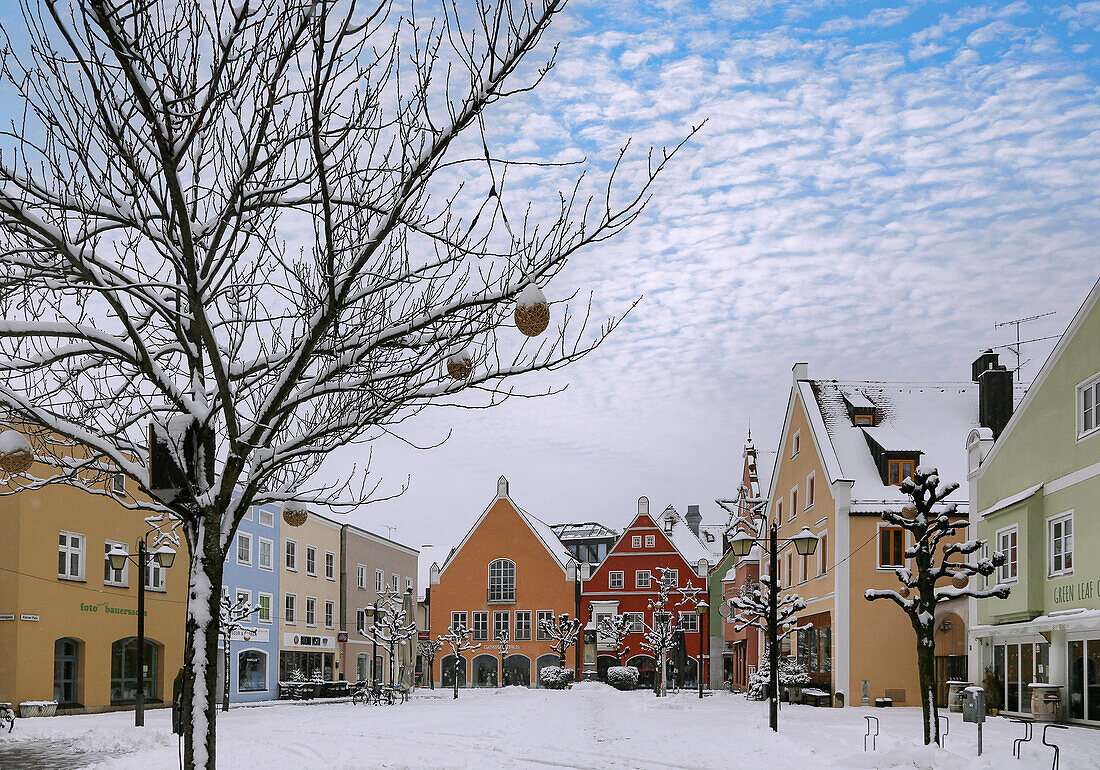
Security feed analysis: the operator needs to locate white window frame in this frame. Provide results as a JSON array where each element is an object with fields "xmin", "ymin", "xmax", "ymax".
[
  {"xmin": 624, "ymin": 612, "xmax": 643, "ymax": 633},
  {"xmin": 1047, "ymin": 511, "xmax": 1074, "ymax": 578},
  {"xmin": 817, "ymin": 531, "xmax": 828, "ymax": 578},
  {"xmin": 357, "ymin": 564, "xmax": 367, "ymax": 589},
  {"xmin": 375, "ymin": 569, "xmax": 384, "ymax": 591},
  {"xmin": 662, "ymin": 569, "xmax": 678, "ymax": 588},
  {"xmin": 609, "ymin": 571, "xmax": 624, "ymax": 589},
  {"xmin": 631, "ymin": 535, "xmax": 642, "ymax": 548},
  {"xmin": 285, "ymin": 592, "xmax": 297, "ymax": 625},
  {"xmin": 285, "ymin": 538, "xmax": 297, "ymax": 571},
  {"xmin": 472, "ymin": 611, "xmax": 489, "ymax": 641},
  {"xmin": 325, "ymin": 551, "xmax": 336, "ymax": 581},
  {"xmin": 104, "ymin": 539, "xmax": 129, "ymax": 587},
  {"xmin": 112, "ymin": 472, "xmax": 126, "ymax": 495},
  {"xmin": 996, "ymin": 524, "xmax": 1019, "ymax": 583},
  {"xmin": 805, "ymin": 472, "xmax": 815, "ymax": 510},
  {"xmin": 392, "ymin": 573, "xmax": 399, "ymax": 591},
  {"xmin": 325, "ymin": 599, "xmax": 335, "ymax": 629},
  {"xmin": 792, "ymin": 430, "xmax": 800, "ymax": 458},
  {"xmin": 145, "ymin": 557, "xmax": 166, "ymax": 592},
  {"xmin": 305, "ymin": 596, "xmax": 317, "ymax": 627},
  {"xmin": 258, "ymin": 508, "xmax": 275, "ymax": 527},
  {"xmin": 635, "ymin": 570, "xmax": 651, "ymax": 589},
  {"xmin": 243, "ymin": 506, "xmax": 254, "ymax": 521},
  {"xmin": 515, "ymin": 610, "xmax": 532, "ymax": 641},
  {"xmin": 258, "ymin": 537, "xmax": 274, "ymax": 571},
  {"xmin": 357, "ymin": 608, "xmax": 367, "ymax": 633},
  {"xmin": 406, "ymin": 577, "xmax": 413, "ymax": 593},
  {"xmin": 536, "ymin": 610, "xmax": 553, "ymax": 641},
  {"xmin": 237, "ymin": 532, "xmax": 253, "ymax": 566},
  {"xmin": 789, "ymin": 485, "xmax": 799, "ymax": 521},
  {"xmin": 678, "ymin": 611, "xmax": 699, "ymax": 632},
  {"xmin": 493, "ymin": 610, "xmax": 509, "ymax": 641},
  {"xmin": 236, "ymin": 588, "xmax": 252, "ymax": 610},
  {"xmin": 1077, "ymin": 372, "xmax": 1100, "ymax": 441},
  {"xmin": 59, "ymin": 531, "xmax": 85, "ymax": 581},
  {"xmin": 306, "ymin": 545, "xmax": 317, "ymax": 577},
  {"xmin": 645, "ymin": 534, "xmax": 656, "ymax": 548},
  {"xmin": 450, "ymin": 611, "xmax": 467, "ymax": 631},
  {"xmin": 257, "ymin": 592, "xmax": 273, "ymax": 624}
]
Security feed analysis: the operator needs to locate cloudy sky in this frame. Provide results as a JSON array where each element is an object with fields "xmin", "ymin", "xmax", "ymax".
[{"xmin": 332, "ymin": 0, "xmax": 1100, "ymax": 568}]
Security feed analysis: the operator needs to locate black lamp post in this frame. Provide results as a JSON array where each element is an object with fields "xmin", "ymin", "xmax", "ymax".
[
  {"xmin": 729, "ymin": 524, "xmax": 818, "ymax": 732},
  {"xmin": 695, "ymin": 600, "xmax": 708, "ymax": 699},
  {"xmin": 108, "ymin": 537, "xmax": 176, "ymax": 727}
]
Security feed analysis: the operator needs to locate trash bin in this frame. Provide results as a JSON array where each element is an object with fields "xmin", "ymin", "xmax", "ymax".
[{"xmin": 1029, "ymin": 684, "xmax": 1062, "ymax": 722}]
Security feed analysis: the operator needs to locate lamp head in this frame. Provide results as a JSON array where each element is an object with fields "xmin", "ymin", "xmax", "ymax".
[
  {"xmin": 153, "ymin": 544, "xmax": 176, "ymax": 568},
  {"xmin": 730, "ymin": 531, "xmax": 755, "ymax": 557},
  {"xmin": 107, "ymin": 543, "xmax": 130, "ymax": 571},
  {"xmin": 695, "ymin": 600, "xmax": 709, "ymax": 617},
  {"xmin": 791, "ymin": 526, "xmax": 819, "ymax": 556}
]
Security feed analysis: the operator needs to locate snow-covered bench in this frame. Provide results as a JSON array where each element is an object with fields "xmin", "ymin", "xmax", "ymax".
[{"xmin": 802, "ymin": 688, "xmax": 832, "ymax": 707}]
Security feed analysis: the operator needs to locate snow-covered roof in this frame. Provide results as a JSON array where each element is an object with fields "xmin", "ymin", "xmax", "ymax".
[
  {"xmin": 977, "ymin": 483, "xmax": 1043, "ymax": 519},
  {"xmin": 840, "ymin": 388, "xmax": 875, "ymax": 409},
  {"xmin": 657, "ymin": 505, "xmax": 712, "ymax": 565},
  {"xmin": 550, "ymin": 522, "xmax": 618, "ymax": 541},
  {"xmin": 805, "ymin": 380, "xmax": 979, "ymax": 510}
]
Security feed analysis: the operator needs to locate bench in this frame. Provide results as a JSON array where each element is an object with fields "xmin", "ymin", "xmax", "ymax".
[{"xmin": 802, "ymin": 688, "xmax": 832, "ymax": 707}]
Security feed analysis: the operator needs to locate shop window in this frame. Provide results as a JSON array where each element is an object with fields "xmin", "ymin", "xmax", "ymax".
[
  {"xmin": 110, "ymin": 637, "xmax": 160, "ymax": 704},
  {"xmin": 238, "ymin": 650, "xmax": 267, "ymax": 692},
  {"xmin": 1068, "ymin": 639, "xmax": 1100, "ymax": 721}
]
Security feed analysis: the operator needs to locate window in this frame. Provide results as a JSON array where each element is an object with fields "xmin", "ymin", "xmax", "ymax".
[
  {"xmin": 145, "ymin": 558, "xmax": 166, "ymax": 591},
  {"xmin": 357, "ymin": 609, "xmax": 366, "ymax": 633},
  {"xmin": 818, "ymin": 534, "xmax": 828, "ymax": 577},
  {"xmin": 257, "ymin": 593, "xmax": 272, "ymax": 624},
  {"xmin": 536, "ymin": 610, "xmax": 553, "ymax": 641},
  {"xmin": 58, "ymin": 531, "xmax": 85, "ymax": 581},
  {"xmin": 488, "ymin": 559, "xmax": 516, "ymax": 602},
  {"xmin": 799, "ymin": 553, "xmax": 807, "ymax": 583},
  {"xmin": 104, "ymin": 540, "xmax": 128, "ymax": 586},
  {"xmin": 238, "ymin": 650, "xmax": 267, "ymax": 692},
  {"xmin": 258, "ymin": 537, "xmax": 273, "ymax": 571},
  {"xmin": 305, "ymin": 597, "xmax": 316, "ymax": 626},
  {"xmin": 325, "ymin": 600, "xmax": 335, "ymax": 628},
  {"xmin": 776, "ymin": 500, "xmax": 783, "ymax": 526},
  {"xmin": 609, "ymin": 571, "xmax": 624, "ymax": 589},
  {"xmin": 624, "ymin": 612, "xmax": 643, "ymax": 633},
  {"xmin": 792, "ymin": 430, "xmax": 800, "ymax": 457},
  {"xmin": 790, "ymin": 487, "xmax": 798, "ymax": 520},
  {"xmin": 997, "ymin": 526, "xmax": 1018, "ymax": 583},
  {"xmin": 1048, "ymin": 512, "xmax": 1073, "ymax": 577},
  {"xmin": 806, "ymin": 473, "xmax": 815, "ymax": 509},
  {"xmin": 243, "ymin": 506, "xmax": 254, "ymax": 521},
  {"xmin": 879, "ymin": 526, "xmax": 905, "ymax": 568},
  {"xmin": 635, "ymin": 570, "xmax": 651, "ymax": 589},
  {"xmin": 237, "ymin": 532, "xmax": 252, "ymax": 566},
  {"xmin": 54, "ymin": 638, "xmax": 80, "ymax": 706},
  {"xmin": 325, "ymin": 551, "xmax": 335, "ymax": 581},
  {"xmin": 112, "ymin": 472, "xmax": 126, "ymax": 495},
  {"xmin": 678, "ymin": 612, "xmax": 698, "ymax": 632},
  {"xmin": 258, "ymin": 508, "xmax": 275, "ymax": 527},
  {"xmin": 375, "ymin": 569, "xmax": 384, "ymax": 592},
  {"xmin": 855, "ymin": 413, "xmax": 873, "ymax": 426},
  {"xmin": 888, "ymin": 459, "xmax": 915, "ymax": 486},
  {"xmin": 237, "ymin": 588, "xmax": 251, "ymax": 608},
  {"xmin": 662, "ymin": 569, "xmax": 678, "ymax": 588},
  {"xmin": 357, "ymin": 564, "xmax": 367, "ymax": 589},
  {"xmin": 306, "ymin": 546, "xmax": 317, "ymax": 576},
  {"xmin": 392, "ymin": 573, "xmax": 399, "ymax": 591},
  {"xmin": 664, "ymin": 517, "xmax": 674, "ymax": 533},
  {"xmin": 1078, "ymin": 373, "xmax": 1100, "ymax": 439},
  {"xmin": 632, "ymin": 535, "xmax": 642, "ymax": 548},
  {"xmin": 451, "ymin": 611, "xmax": 467, "ymax": 631},
  {"xmin": 285, "ymin": 593, "xmax": 297, "ymax": 624},
  {"xmin": 285, "ymin": 539, "xmax": 297, "ymax": 571},
  {"xmin": 493, "ymin": 610, "xmax": 509, "ymax": 641},
  {"xmin": 785, "ymin": 553, "xmax": 793, "ymax": 588},
  {"xmin": 406, "ymin": 577, "xmax": 413, "ymax": 592},
  {"xmin": 472, "ymin": 611, "xmax": 489, "ymax": 641},
  {"xmin": 515, "ymin": 611, "xmax": 532, "ymax": 641},
  {"xmin": 645, "ymin": 534, "xmax": 655, "ymax": 548}
]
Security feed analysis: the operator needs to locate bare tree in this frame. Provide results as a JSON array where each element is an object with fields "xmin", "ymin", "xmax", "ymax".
[
  {"xmin": 538, "ymin": 612, "xmax": 580, "ymax": 669},
  {"xmin": 218, "ymin": 591, "xmax": 258, "ymax": 712},
  {"xmin": 865, "ymin": 466, "xmax": 1009, "ymax": 746},
  {"xmin": 726, "ymin": 576, "xmax": 807, "ymax": 655},
  {"xmin": 596, "ymin": 614, "xmax": 631, "ymax": 666},
  {"xmin": 494, "ymin": 627, "xmax": 511, "ymax": 687},
  {"xmin": 0, "ymin": 0, "xmax": 691, "ymax": 766},
  {"xmin": 438, "ymin": 622, "xmax": 480, "ymax": 700},
  {"xmin": 416, "ymin": 639, "xmax": 444, "ymax": 690},
  {"xmin": 638, "ymin": 567, "xmax": 698, "ymax": 697},
  {"xmin": 361, "ymin": 586, "xmax": 416, "ymax": 686}
]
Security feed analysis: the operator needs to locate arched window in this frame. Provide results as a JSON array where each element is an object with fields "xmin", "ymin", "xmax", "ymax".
[
  {"xmin": 111, "ymin": 637, "xmax": 160, "ymax": 705},
  {"xmin": 54, "ymin": 637, "xmax": 81, "ymax": 707},
  {"xmin": 534, "ymin": 654, "xmax": 560, "ymax": 688},
  {"xmin": 488, "ymin": 558, "xmax": 515, "ymax": 602},
  {"xmin": 441, "ymin": 654, "xmax": 466, "ymax": 688},
  {"xmin": 504, "ymin": 654, "xmax": 531, "ymax": 687},
  {"xmin": 473, "ymin": 654, "xmax": 498, "ymax": 687},
  {"xmin": 238, "ymin": 649, "xmax": 267, "ymax": 692}
]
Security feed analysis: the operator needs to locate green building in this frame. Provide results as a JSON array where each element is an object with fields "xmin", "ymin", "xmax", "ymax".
[{"xmin": 968, "ymin": 276, "xmax": 1100, "ymax": 724}]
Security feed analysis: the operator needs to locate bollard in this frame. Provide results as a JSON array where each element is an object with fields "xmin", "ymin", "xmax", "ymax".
[
  {"xmin": 1010, "ymin": 718, "xmax": 1033, "ymax": 759},
  {"xmin": 937, "ymin": 714, "xmax": 950, "ymax": 749},
  {"xmin": 864, "ymin": 715, "xmax": 879, "ymax": 752},
  {"xmin": 1042, "ymin": 724, "xmax": 1067, "ymax": 770}
]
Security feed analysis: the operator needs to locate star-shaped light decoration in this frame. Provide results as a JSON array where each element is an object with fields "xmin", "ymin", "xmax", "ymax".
[{"xmin": 675, "ymin": 583, "xmax": 704, "ymax": 607}]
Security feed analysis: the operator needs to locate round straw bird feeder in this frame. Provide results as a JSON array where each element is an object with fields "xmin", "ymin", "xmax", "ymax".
[
  {"xmin": 514, "ymin": 284, "xmax": 550, "ymax": 337},
  {"xmin": 446, "ymin": 350, "xmax": 473, "ymax": 381},
  {"xmin": 282, "ymin": 503, "xmax": 308, "ymax": 528},
  {"xmin": 0, "ymin": 430, "xmax": 34, "ymax": 474},
  {"xmin": 951, "ymin": 574, "xmax": 969, "ymax": 589}
]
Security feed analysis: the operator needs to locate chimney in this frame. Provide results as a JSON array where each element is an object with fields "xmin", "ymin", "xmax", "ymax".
[
  {"xmin": 685, "ymin": 504, "xmax": 702, "ymax": 537},
  {"xmin": 972, "ymin": 351, "xmax": 1013, "ymax": 439},
  {"xmin": 792, "ymin": 362, "xmax": 808, "ymax": 384}
]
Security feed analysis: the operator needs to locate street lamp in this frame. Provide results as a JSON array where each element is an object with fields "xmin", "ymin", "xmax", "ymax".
[
  {"xmin": 729, "ymin": 524, "xmax": 817, "ymax": 732},
  {"xmin": 363, "ymin": 602, "xmax": 387, "ymax": 687},
  {"xmin": 695, "ymin": 600, "xmax": 708, "ymax": 699},
  {"xmin": 108, "ymin": 538, "xmax": 176, "ymax": 727}
]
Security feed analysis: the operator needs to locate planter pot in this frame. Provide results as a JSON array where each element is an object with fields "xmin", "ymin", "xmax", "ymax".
[{"xmin": 19, "ymin": 701, "xmax": 57, "ymax": 717}]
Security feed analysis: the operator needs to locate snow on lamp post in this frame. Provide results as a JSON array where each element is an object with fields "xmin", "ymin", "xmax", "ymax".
[
  {"xmin": 729, "ymin": 525, "xmax": 816, "ymax": 732},
  {"xmin": 695, "ymin": 601, "xmax": 708, "ymax": 699},
  {"xmin": 108, "ymin": 537, "xmax": 176, "ymax": 727}
]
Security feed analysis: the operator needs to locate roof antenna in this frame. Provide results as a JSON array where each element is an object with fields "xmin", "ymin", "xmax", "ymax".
[{"xmin": 993, "ymin": 311, "xmax": 1059, "ymax": 378}]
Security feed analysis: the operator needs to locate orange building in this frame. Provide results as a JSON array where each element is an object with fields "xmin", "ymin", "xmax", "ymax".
[{"xmin": 428, "ymin": 477, "xmax": 579, "ymax": 687}]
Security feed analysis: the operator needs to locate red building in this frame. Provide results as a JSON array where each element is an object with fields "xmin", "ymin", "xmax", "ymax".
[{"xmin": 581, "ymin": 497, "xmax": 711, "ymax": 689}]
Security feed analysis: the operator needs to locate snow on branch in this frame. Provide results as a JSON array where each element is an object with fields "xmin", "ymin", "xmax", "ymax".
[{"xmin": 538, "ymin": 612, "xmax": 581, "ymax": 666}]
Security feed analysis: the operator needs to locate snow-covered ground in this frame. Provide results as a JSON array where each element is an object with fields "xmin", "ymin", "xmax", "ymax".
[{"xmin": 3, "ymin": 682, "xmax": 1099, "ymax": 769}]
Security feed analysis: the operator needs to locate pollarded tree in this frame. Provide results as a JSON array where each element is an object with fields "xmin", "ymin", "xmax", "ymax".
[
  {"xmin": 0, "ymin": 1, "xmax": 691, "ymax": 766},
  {"xmin": 416, "ymin": 639, "xmax": 444, "ymax": 690},
  {"xmin": 538, "ymin": 612, "xmax": 581, "ymax": 670},
  {"xmin": 864, "ymin": 466, "xmax": 1009, "ymax": 747},
  {"xmin": 439, "ymin": 622, "xmax": 480, "ymax": 700},
  {"xmin": 218, "ymin": 591, "xmax": 258, "ymax": 712},
  {"xmin": 596, "ymin": 614, "xmax": 631, "ymax": 666},
  {"xmin": 638, "ymin": 567, "xmax": 701, "ymax": 697},
  {"xmin": 362, "ymin": 586, "xmax": 417, "ymax": 687}
]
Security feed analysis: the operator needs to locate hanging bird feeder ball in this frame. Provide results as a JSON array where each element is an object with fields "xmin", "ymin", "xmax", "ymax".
[
  {"xmin": 952, "ymin": 574, "xmax": 969, "ymax": 589},
  {"xmin": 0, "ymin": 430, "xmax": 34, "ymax": 474},
  {"xmin": 514, "ymin": 284, "xmax": 550, "ymax": 337},
  {"xmin": 899, "ymin": 586, "xmax": 911, "ymax": 599},
  {"xmin": 446, "ymin": 349, "xmax": 473, "ymax": 381},
  {"xmin": 282, "ymin": 502, "xmax": 308, "ymax": 528}
]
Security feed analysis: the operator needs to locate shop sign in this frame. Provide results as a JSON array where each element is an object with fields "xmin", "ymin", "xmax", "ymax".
[
  {"xmin": 337, "ymin": 631, "xmax": 348, "ymax": 642},
  {"xmin": 0, "ymin": 614, "xmax": 14, "ymax": 621},
  {"xmin": 79, "ymin": 601, "xmax": 147, "ymax": 617},
  {"xmin": 283, "ymin": 633, "xmax": 335, "ymax": 648},
  {"xmin": 1051, "ymin": 575, "xmax": 1100, "ymax": 605},
  {"xmin": 417, "ymin": 631, "xmax": 430, "ymax": 641},
  {"xmin": 20, "ymin": 614, "xmax": 39, "ymax": 621}
]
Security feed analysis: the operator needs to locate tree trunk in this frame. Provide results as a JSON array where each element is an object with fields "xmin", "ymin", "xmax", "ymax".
[
  {"xmin": 917, "ymin": 634, "xmax": 940, "ymax": 746},
  {"xmin": 182, "ymin": 519, "xmax": 224, "ymax": 770},
  {"xmin": 453, "ymin": 657, "xmax": 459, "ymax": 700}
]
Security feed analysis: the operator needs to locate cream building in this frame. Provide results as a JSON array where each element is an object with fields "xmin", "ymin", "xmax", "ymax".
[{"xmin": 278, "ymin": 511, "xmax": 343, "ymax": 681}]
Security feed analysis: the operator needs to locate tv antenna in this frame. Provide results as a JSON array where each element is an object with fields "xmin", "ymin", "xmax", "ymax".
[
  {"xmin": 381, "ymin": 524, "xmax": 397, "ymax": 539},
  {"xmin": 993, "ymin": 311, "xmax": 1059, "ymax": 375}
]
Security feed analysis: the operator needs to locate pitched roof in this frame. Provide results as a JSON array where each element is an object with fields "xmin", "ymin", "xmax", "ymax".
[{"xmin": 656, "ymin": 504, "xmax": 712, "ymax": 565}]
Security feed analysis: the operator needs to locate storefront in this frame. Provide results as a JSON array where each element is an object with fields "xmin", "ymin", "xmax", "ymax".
[
  {"xmin": 795, "ymin": 612, "xmax": 832, "ymax": 691},
  {"xmin": 279, "ymin": 633, "xmax": 337, "ymax": 681}
]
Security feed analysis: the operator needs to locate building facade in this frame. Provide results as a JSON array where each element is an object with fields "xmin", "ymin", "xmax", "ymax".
[
  {"xmin": 0, "ymin": 468, "xmax": 188, "ymax": 713},
  {"xmin": 428, "ymin": 476, "xmax": 578, "ymax": 688},
  {"xmin": 969, "ymin": 277, "xmax": 1100, "ymax": 724},
  {"xmin": 278, "ymin": 512, "xmax": 342, "ymax": 682}
]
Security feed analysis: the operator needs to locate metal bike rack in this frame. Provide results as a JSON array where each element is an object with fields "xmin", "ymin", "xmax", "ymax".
[
  {"xmin": 1042, "ymin": 724, "xmax": 1067, "ymax": 770},
  {"xmin": 1010, "ymin": 718, "xmax": 1033, "ymax": 759},
  {"xmin": 937, "ymin": 714, "xmax": 949, "ymax": 749},
  {"xmin": 864, "ymin": 715, "xmax": 879, "ymax": 752}
]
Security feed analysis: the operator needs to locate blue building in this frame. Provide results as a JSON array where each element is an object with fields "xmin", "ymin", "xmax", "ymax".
[{"xmin": 219, "ymin": 501, "xmax": 281, "ymax": 703}]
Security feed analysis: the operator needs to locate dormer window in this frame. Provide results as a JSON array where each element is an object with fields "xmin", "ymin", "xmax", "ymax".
[
  {"xmin": 854, "ymin": 411, "xmax": 874, "ymax": 426},
  {"xmin": 888, "ymin": 458, "xmax": 915, "ymax": 486},
  {"xmin": 664, "ymin": 517, "xmax": 674, "ymax": 533}
]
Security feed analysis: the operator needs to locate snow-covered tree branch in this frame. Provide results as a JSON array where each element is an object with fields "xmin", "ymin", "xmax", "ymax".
[
  {"xmin": 359, "ymin": 587, "xmax": 416, "ymax": 686},
  {"xmin": 596, "ymin": 614, "xmax": 631, "ymax": 665},
  {"xmin": 538, "ymin": 612, "xmax": 580, "ymax": 668},
  {"xmin": 438, "ymin": 622, "xmax": 480, "ymax": 700},
  {"xmin": 863, "ymin": 465, "xmax": 1009, "ymax": 746},
  {"xmin": 727, "ymin": 577, "xmax": 807, "ymax": 643}
]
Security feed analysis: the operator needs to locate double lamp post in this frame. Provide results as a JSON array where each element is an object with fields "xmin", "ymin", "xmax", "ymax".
[
  {"xmin": 361, "ymin": 602, "xmax": 387, "ymax": 687},
  {"xmin": 729, "ymin": 523, "xmax": 818, "ymax": 732},
  {"xmin": 108, "ymin": 535, "xmax": 177, "ymax": 727}
]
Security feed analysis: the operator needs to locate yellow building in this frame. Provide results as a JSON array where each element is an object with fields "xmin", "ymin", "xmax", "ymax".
[
  {"xmin": 278, "ymin": 512, "xmax": 342, "ymax": 681},
  {"xmin": 0, "ymin": 479, "xmax": 189, "ymax": 713}
]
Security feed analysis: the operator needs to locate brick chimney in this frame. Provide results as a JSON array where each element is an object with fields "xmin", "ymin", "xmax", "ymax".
[
  {"xmin": 972, "ymin": 351, "xmax": 1013, "ymax": 439},
  {"xmin": 685, "ymin": 504, "xmax": 702, "ymax": 537}
]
